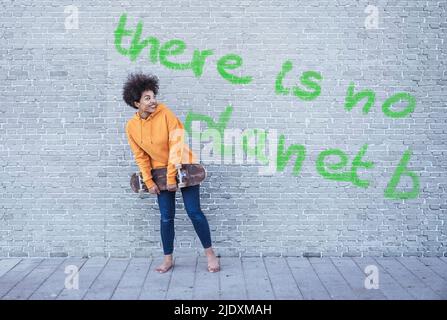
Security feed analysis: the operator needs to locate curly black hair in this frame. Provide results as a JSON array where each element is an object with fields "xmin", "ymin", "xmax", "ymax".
[{"xmin": 122, "ymin": 73, "xmax": 159, "ymax": 109}]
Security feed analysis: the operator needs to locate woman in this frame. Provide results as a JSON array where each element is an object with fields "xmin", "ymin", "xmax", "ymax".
[{"xmin": 123, "ymin": 73, "xmax": 220, "ymax": 273}]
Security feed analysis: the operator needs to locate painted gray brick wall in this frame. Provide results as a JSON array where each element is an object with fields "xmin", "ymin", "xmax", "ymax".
[{"xmin": 0, "ymin": 0, "xmax": 445, "ymax": 258}]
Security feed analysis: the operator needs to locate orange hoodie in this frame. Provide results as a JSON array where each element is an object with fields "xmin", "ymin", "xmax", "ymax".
[{"xmin": 125, "ymin": 103, "xmax": 198, "ymax": 189}]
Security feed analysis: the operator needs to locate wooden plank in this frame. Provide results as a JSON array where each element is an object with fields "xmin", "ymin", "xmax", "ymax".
[
  {"xmin": 111, "ymin": 258, "xmax": 152, "ymax": 300},
  {"xmin": 57, "ymin": 257, "xmax": 109, "ymax": 300},
  {"xmin": 373, "ymin": 258, "xmax": 441, "ymax": 300},
  {"xmin": 0, "ymin": 259, "xmax": 43, "ymax": 299},
  {"xmin": 241, "ymin": 257, "xmax": 274, "ymax": 300},
  {"xmin": 352, "ymin": 257, "xmax": 413, "ymax": 300},
  {"xmin": 29, "ymin": 258, "xmax": 88, "ymax": 300},
  {"xmin": 83, "ymin": 258, "xmax": 130, "ymax": 300},
  {"xmin": 396, "ymin": 257, "xmax": 447, "ymax": 299},
  {"xmin": 264, "ymin": 257, "xmax": 302, "ymax": 300},
  {"xmin": 192, "ymin": 256, "xmax": 220, "ymax": 300},
  {"xmin": 286, "ymin": 257, "xmax": 330, "ymax": 300},
  {"xmin": 417, "ymin": 258, "xmax": 447, "ymax": 281},
  {"xmin": 0, "ymin": 259, "xmax": 22, "ymax": 278},
  {"xmin": 165, "ymin": 256, "xmax": 197, "ymax": 300},
  {"xmin": 309, "ymin": 258, "xmax": 358, "ymax": 300},
  {"xmin": 331, "ymin": 258, "xmax": 387, "ymax": 300},
  {"xmin": 219, "ymin": 257, "xmax": 246, "ymax": 300},
  {"xmin": 139, "ymin": 257, "xmax": 172, "ymax": 300},
  {"xmin": 2, "ymin": 258, "xmax": 65, "ymax": 300}
]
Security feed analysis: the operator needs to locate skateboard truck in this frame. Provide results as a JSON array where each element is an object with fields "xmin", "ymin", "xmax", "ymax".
[
  {"xmin": 176, "ymin": 163, "xmax": 186, "ymax": 188},
  {"xmin": 136, "ymin": 174, "xmax": 150, "ymax": 198}
]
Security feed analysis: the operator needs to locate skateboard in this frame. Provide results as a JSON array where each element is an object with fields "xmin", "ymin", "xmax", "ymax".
[{"xmin": 130, "ymin": 164, "xmax": 206, "ymax": 196}]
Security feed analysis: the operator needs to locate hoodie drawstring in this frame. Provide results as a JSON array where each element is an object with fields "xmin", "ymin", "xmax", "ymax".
[{"xmin": 140, "ymin": 118, "xmax": 142, "ymax": 144}]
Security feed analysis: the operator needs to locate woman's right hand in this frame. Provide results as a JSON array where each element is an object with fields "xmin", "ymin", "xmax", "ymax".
[{"xmin": 148, "ymin": 185, "xmax": 160, "ymax": 195}]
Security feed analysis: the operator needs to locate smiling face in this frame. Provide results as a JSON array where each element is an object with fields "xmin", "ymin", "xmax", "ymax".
[{"xmin": 134, "ymin": 90, "xmax": 158, "ymax": 115}]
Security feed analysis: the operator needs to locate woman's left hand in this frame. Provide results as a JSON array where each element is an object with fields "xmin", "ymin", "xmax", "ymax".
[{"xmin": 167, "ymin": 184, "xmax": 178, "ymax": 192}]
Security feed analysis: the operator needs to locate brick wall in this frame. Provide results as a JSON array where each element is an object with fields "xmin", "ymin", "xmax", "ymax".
[{"xmin": 0, "ymin": 0, "xmax": 445, "ymax": 257}]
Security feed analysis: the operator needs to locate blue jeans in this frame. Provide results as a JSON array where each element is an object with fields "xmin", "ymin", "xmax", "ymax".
[{"xmin": 156, "ymin": 184, "xmax": 212, "ymax": 255}]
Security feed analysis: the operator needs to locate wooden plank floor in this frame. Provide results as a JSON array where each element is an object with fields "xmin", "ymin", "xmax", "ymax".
[{"xmin": 0, "ymin": 257, "xmax": 445, "ymax": 300}]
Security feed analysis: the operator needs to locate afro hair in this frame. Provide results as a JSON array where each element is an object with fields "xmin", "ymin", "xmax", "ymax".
[{"xmin": 122, "ymin": 73, "xmax": 159, "ymax": 109}]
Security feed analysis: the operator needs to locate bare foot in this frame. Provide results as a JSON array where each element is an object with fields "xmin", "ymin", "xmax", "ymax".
[
  {"xmin": 207, "ymin": 254, "xmax": 220, "ymax": 273},
  {"xmin": 155, "ymin": 260, "xmax": 173, "ymax": 273}
]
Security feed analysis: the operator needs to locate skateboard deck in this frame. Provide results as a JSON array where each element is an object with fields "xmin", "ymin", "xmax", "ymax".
[{"xmin": 130, "ymin": 164, "xmax": 206, "ymax": 195}]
